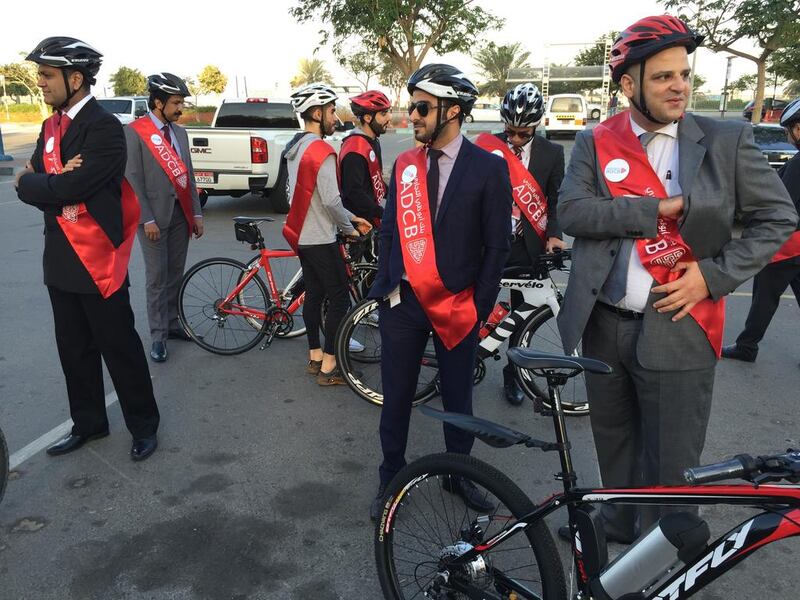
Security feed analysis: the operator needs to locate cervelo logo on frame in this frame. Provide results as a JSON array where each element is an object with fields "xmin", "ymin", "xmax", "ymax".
[{"xmin": 604, "ymin": 158, "xmax": 630, "ymax": 182}]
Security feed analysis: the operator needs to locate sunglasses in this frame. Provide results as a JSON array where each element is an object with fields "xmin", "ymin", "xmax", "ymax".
[
  {"xmin": 504, "ymin": 128, "xmax": 534, "ymax": 141},
  {"xmin": 407, "ymin": 101, "xmax": 444, "ymax": 117}
]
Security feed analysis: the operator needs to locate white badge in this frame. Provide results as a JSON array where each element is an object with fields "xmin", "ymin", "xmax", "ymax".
[
  {"xmin": 150, "ymin": 133, "xmax": 163, "ymax": 146},
  {"xmin": 401, "ymin": 164, "xmax": 417, "ymax": 184},
  {"xmin": 45, "ymin": 137, "xmax": 55, "ymax": 154},
  {"xmin": 491, "ymin": 149, "xmax": 504, "ymax": 157},
  {"xmin": 369, "ymin": 150, "xmax": 376, "ymax": 162},
  {"xmin": 604, "ymin": 159, "xmax": 630, "ymax": 183}
]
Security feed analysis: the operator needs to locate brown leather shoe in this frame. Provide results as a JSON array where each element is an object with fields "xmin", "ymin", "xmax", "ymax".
[
  {"xmin": 317, "ymin": 367, "xmax": 346, "ymax": 386},
  {"xmin": 306, "ymin": 360, "xmax": 322, "ymax": 375}
]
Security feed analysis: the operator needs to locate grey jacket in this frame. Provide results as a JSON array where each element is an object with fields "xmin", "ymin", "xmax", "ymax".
[
  {"xmin": 557, "ymin": 113, "xmax": 798, "ymax": 370},
  {"xmin": 284, "ymin": 132, "xmax": 356, "ymax": 245},
  {"xmin": 124, "ymin": 119, "xmax": 201, "ymax": 227}
]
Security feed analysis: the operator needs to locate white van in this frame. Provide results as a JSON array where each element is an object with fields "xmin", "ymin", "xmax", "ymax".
[{"xmin": 544, "ymin": 94, "xmax": 587, "ymax": 138}]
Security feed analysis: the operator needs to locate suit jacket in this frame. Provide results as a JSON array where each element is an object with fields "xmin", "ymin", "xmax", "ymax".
[
  {"xmin": 18, "ymin": 97, "xmax": 127, "ymax": 293},
  {"xmin": 124, "ymin": 118, "xmax": 201, "ymax": 227},
  {"xmin": 369, "ymin": 136, "xmax": 513, "ymax": 321},
  {"xmin": 496, "ymin": 132, "xmax": 565, "ymax": 260},
  {"xmin": 557, "ymin": 113, "xmax": 798, "ymax": 370}
]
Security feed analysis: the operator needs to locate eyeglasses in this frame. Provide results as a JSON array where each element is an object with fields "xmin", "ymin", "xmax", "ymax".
[
  {"xmin": 504, "ymin": 128, "xmax": 534, "ymax": 141},
  {"xmin": 408, "ymin": 101, "xmax": 443, "ymax": 117}
]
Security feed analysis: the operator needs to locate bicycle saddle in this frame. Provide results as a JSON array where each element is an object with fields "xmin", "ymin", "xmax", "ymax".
[
  {"xmin": 232, "ymin": 216, "xmax": 275, "ymax": 223},
  {"xmin": 507, "ymin": 348, "xmax": 612, "ymax": 375}
]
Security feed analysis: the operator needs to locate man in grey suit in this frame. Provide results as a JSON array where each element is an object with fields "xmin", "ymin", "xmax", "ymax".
[
  {"xmin": 125, "ymin": 73, "xmax": 203, "ymax": 362},
  {"xmin": 557, "ymin": 16, "xmax": 797, "ymax": 543}
]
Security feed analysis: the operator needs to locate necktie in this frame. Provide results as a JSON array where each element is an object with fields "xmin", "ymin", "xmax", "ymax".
[
  {"xmin": 162, "ymin": 124, "xmax": 174, "ymax": 148},
  {"xmin": 601, "ymin": 132, "xmax": 658, "ymax": 304},
  {"xmin": 513, "ymin": 145, "xmax": 523, "ymax": 161},
  {"xmin": 59, "ymin": 112, "xmax": 72, "ymax": 138},
  {"xmin": 427, "ymin": 148, "xmax": 443, "ymax": 222}
]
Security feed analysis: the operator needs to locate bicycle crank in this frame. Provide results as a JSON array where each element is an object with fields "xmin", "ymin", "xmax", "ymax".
[{"xmin": 259, "ymin": 307, "xmax": 293, "ymax": 349}]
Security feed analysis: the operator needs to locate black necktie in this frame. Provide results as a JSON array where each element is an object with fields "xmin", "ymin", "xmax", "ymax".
[{"xmin": 427, "ymin": 148, "xmax": 444, "ymax": 222}]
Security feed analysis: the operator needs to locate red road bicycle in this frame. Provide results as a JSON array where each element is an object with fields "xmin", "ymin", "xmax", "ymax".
[
  {"xmin": 178, "ymin": 216, "xmax": 376, "ymax": 355},
  {"xmin": 374, "ymin": 349, "xmax": 800, "ymax": 600}
]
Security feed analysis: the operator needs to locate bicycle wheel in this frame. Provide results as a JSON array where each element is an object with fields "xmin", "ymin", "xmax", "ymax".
[
  {"xmin": 350, "ymin": 263, "xmax": 378, "ymax": 301},
  {"xmin": 510, "ymin": 307, "xmax": 589, "ymax": 416},
  {"xmin": 243, "ymin": 254, "xmax": 307, "ymax": 339},
  {"xmin": 335, "ymin": 298, "xmax": 439, "ymax": 408},
  {"xmin": 0, "ymin": 426, "xmax": 8, "ymax": 505},
  {"xmin": 178, "ymin": 258, "xmax": 270, "ymax": 355},
  {"xmin": 375, "ymin": 453, "xmax": 566, "ymax": 600}
]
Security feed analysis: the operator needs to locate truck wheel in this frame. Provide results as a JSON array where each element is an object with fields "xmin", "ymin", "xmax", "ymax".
[{"xmin": 269, "ymin": 161, "xmax": 290, "ymax": 214}]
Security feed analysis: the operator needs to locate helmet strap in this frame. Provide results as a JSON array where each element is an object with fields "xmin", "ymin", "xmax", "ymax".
[
  {"xmin": 428, "ymin": 102, "xmax": 459, "ymax": 145},
  {"xmin": 59, "ymin": 69, "xmax": 80, "ymax": 111},
  {"xmin": 631, "ymin": 61, "xmax": 672, "ymax": 126},
  {"xmin": 790, "ymin": 127, "xmax": 800, "ymax": 150}
]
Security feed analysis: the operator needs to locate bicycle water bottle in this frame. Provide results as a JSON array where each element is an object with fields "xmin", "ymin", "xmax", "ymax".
[
  {"xmin": 479, "ymin": 302, "xmax": 510, "ymax": 338},
  {"xmin": 592, "ymin": 512, "xmax": 709, "ymax": 599}
]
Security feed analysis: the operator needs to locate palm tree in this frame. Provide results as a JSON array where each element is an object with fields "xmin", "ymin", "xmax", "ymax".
[
  {"xmin": 291, "ymin": 58, "xmax": 333, "ymax": 88},
  {"xmin": 474, "ymin": 42, "xmax": 531, "ymax": 99}
]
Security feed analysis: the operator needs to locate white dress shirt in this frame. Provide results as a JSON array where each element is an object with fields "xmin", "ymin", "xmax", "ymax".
[{"xmin": 64, "ymin": 94, "xmax": 94, "ymax": 120}]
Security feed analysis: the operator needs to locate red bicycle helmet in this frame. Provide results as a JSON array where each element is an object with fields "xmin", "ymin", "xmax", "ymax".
[
  {"xmin": 350, "ymin": 90, "xmax": 392, "ymax": 116},
  {"xmin": 610, "ymin": 15, "xmax": 704, "ymax": 83}
]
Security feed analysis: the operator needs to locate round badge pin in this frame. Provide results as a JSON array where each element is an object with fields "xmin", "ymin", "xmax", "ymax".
[
  {"xmin": 491, "ymin": 149, "xmax": 504, "ymax": 157},
  {"xmin": 604, "ymin": 159, "xmax": 630, "ymax": 183},
  {"xmin": 150, "ymin": 133, "xmax": 163, "ymax": 146},
  {"xmin": 401, "ymin": 164, "xmax": 418, "ymax": 184},
  {"xmin": 45, "ymin": 137, "xmax": 55, "ymax": 153},
  {"xmin": 369, "ymin": 150, "xmax": 376, "ymax": 162}
]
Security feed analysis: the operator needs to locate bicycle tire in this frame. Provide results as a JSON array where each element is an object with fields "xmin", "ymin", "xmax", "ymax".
[
  {"xmin": 335, "ymin": 298, "xmax": 438, "ymax": 408},
  {"xmin": 0, "ymin": 426, "xmax": 8, "ymax": 505},
  {"xmin": 510, "ymin": 306, "xmax": 589, "ymax": 416},
  {"xmin": 242, "ymin": 254, "xmax": 307, "ymax": 339},
  {"xmin": 178, "ymin": 258, "xmax": 270, "ymax": 355},
  {"xmin": 375, "ymin": 453, "xmax": 566, "ymax": 600}
]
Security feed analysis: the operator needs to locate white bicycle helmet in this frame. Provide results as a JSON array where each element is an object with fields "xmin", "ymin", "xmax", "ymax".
[
  {"xmin": 780, "ymin": 98, "xmax": 800, "ymax": 128},
  {"xmin": 290, "ymin": 83, "xmax": 339, "ymax": 114},
  {"xmin": 500, "ymin": 83, "xmax": 544, "ymax": 127}
]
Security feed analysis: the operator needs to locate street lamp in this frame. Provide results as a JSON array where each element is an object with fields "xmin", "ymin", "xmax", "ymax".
[{"xmin": 720, "ymin": 56, "xmax": 734, "ymax": 120}]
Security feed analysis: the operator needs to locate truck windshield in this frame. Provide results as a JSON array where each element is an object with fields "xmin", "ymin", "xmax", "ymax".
[
  {"xmin": 215, "ymin": 102, "xmax": 298, "ymax": 128},
  {"xmin": 97, "ymin": 99, "xmax": 132, "ymax": 114}
]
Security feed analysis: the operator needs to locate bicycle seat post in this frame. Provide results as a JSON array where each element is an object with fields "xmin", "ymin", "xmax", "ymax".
[{"xmin": 546, "ymin": 373, "xmax": 578, "ymax": 493}]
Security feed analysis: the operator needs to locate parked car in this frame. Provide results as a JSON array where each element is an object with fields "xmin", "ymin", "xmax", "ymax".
[
  {"xmin": 97, "ymin": 96, "xmax": 148, "ymax": 124},
  {"xmin": 465, "ymin": 102, "xmax": 502, "ymax": 123},
  {"xmin": 185, "ymin": 98, "xmax": 352, "ymax": 211},
  {"xmin": 543, "ymin": 94, "xmax": 587, "ymax": 138},
  {"xmin": 752, "ymin": 123, "xmax": 797, "ymax": 169},
  {"xmin": 742, "ymin": 98, "xmax": 789, "ymax": 122}
]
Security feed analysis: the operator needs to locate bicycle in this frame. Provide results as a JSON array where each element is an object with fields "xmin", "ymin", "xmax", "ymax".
[
  {"xmin": 335, "ymin": 250, "xmax": 589, "ymax": 415},
  {"xmin": 0, "ymin": 425, "xmax": 8, "ymax": 505},
  {"xmin": 178, "ymin": 216, "xmax": 377, "ymax": 355},
  {"xmin": 374, "ymin": 348, "xmax": 800, "ymax": 600}
]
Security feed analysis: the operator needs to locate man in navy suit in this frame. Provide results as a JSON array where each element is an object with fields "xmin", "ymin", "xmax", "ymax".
[{"xmin": 368, "ymin": 64, "xmax": 512, "ymax": 520}]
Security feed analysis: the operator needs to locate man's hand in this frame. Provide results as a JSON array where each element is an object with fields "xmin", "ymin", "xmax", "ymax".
[
  {"xmin": 144, "ymin": 222, "xmax": 161, "ymax": 242},
  {"xmin": 14, "ymin": 161, "xmax": 34, "ymax": 189},
  {"xmin": 351, "ymin": 216, "xmax": 373, "ymax": 236},
  {"xmin": 545, "ymin": 237, "xmax": 567, "ymax": 253},
  {"xmin": 61, "ymin": 154, "xmax": 83, "ymax": 173},
  {"xmin": 658, "ymin": 195, "xmax": 684, "ymax": 219},
  {"xmin": 651, "ymin": 261, "xmax": 711, "ymax": 321},
  {"xmin": 193, "ymin": 217, "xmax": 204, "ymax": 239}
]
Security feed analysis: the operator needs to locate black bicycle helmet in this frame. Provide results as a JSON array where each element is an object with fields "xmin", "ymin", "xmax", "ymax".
[
  {"xmin": 500, "ymin": 83, "xmax": 544, "ymax": 128},
  {"xmin": 147, "ymin": 72, "xmax": 191, "ymax": 97},
  {"xmin": 27, "ymin": 36, "xmax": 102, "ymax": 84},
  {"xmin": 407, "ymin": 63, "xmax": 478, "ymax": 114}
]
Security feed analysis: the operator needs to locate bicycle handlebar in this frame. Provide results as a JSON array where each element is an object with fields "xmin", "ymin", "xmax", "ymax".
[{"xmin": 684, "ymin": 450, "xmax": 800, "ymax": 485}]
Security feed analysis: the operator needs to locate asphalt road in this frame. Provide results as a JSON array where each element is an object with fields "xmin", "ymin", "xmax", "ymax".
[{"xmin": 0, "ymin": 123, "xmax": 798, "ymax": 599}]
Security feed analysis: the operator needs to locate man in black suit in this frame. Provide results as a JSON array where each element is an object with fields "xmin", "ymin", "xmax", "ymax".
[
  {"xmin": 478, "ymin": 83, "xmax": 566, "ymax": 405},
  {"xmin": 15, "ymin": 37, "xmax": 160, "ymax": 461},
  {"xmin": 368, "ymin": 64, "xmax": 512, "ymax": 520}
]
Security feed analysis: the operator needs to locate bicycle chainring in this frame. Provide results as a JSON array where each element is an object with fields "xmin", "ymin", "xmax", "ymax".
[{"xmin": 265, "ymin": 307, "xmax": 293, "ymax": 335}]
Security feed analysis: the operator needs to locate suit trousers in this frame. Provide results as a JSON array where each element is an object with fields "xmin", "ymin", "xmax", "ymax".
[
  {"xmin": 137, "ymin": 207, "xmax": 190, "ymax": 342},
  {"xmin": 48, "ymin": 285, "xmax": 160, "ymax": 439},
  {"xmin": 582, "ymin": 304, "xmax": 715, "ymax": 538},
  {"xmin": 735, "ymin": 260, "xmax": 800, "ymax": 352},
  {"xmin": 378, "ymin": 281, "xmax": 479, "ymax": 486}
]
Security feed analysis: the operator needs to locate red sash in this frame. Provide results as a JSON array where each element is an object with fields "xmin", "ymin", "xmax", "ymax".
[
  {"xmin": 339, "ymin": 133, "xmax": 386, "ymax": 210},
  {"xmin": 475, "ymin": 133, "xmax": 548, "ymax": 243},
  {"xmin": 282, "ymin": 139, "xmax": 337, "ymax": 251},
  {"xmin": 43, "ymin": 114, "xmax": 140, "ymax": 299},
  {"xmin": 770, "ymin": 231, "xmax": 800, "ymax": 263},
  {"xmin": 395, "ymin": 147, "xmax": 477, "ymax": 350},
  {"xmin": 594, "ymin": 113, "xmax": 725, "ymax": 357},
  {"xmin": 129, "ymin": 116, "xmax": 195, "ymax": 233}
]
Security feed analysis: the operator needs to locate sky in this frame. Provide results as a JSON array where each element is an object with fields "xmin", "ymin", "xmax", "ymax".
[{"xmin": 2, "ymin": 0, "xmax": 765, "ymax": 102}]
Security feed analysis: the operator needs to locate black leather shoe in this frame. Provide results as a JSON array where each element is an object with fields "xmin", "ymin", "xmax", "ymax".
[
  {"xmin": 721, "ymin": 344, "xmax": 757, "ymax": 362},
  {"xmin": 46, "ymin": 430, "xmax": 109, "ymax": 456},
  {"xmin": 168, "ymin": 328, "xmax": 191, "ymax": 341},
  {"xmin": 150, "ymin": 341, "xmax": 167, "ymax": 362},
  {"xmin": 370, "ymin": 483, "xmax": 387, "ymax": 522},
  {"xmin": 502, "ymin": 365, "xmax": 525, "ymax": 406},
  {"xmin": 131, "ymin": 435, "xmax": 158, "ymax": 461},
  {"xmin": 442, "ymin": 476, "xmax": 495, "ymax": 512}
]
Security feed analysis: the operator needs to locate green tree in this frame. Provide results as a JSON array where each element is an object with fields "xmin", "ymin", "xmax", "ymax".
[
  {"xmin": 784, "ymin": 79, "xmax": 800, "ymax": 96},
  {"xmin": 290, "ymin": 58, "xmax": 333, "ymax": 88},
  {"xmin": 340, "ymin": 48, "xmax": 381, "ymax": 90},
  {"xmin": 184, "ymin": 75, "xmax": 201, "ymax": 107},
  {"xmin": 109, "ymin": 66, "xmax": 147, "ymax": 96},
  {"xmin": 198, "ymin": 65, "xmax": 228, "ymax": 95},
  {"xmin": 1, "ymin": 58, "xmax": 47, "ymax": 115},
  {"xmin": 474, "ymin": 42, "xmax": 531, "ymax": 98},
  {"xmin": 662, "ymin": 0, "xmax": 800, "ymax": 123},
  {"xmin": 290, "ymin": 0, "xmax": 503, "ymax": 83},
  {"xmin": 729, "ymin": 73, "xmax": 758, "ymax": 97},
  {"xmin": 574, "ymin": 32, "xmax": 618, "ymax": 67},
  {"xmin": 769, "ymin": 46, "xmax": 800, "ymax": 82},
  {"xmin": 692, "ymin": 73, "xmax": 707, "ymax": 93},
  {"xmin": 378, "ymin": 60, "xmax": 405, "ymax": 107}
]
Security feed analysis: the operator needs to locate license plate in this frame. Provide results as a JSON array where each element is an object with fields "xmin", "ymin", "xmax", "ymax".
[{"xmin": 195, "ymin": 171, "xmax": 214, "ymax": 184}]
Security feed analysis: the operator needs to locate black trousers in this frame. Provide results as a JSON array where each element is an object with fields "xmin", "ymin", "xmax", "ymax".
[
  {"xmin": 297, "ymin": 242, "xmax": 350, "ymax": 355},
  {"xmin": 735, "ymin": 260, "xmax": 800, "ymax": 352},
  {"xmin": 378, "ymin": 281, "xmax": 479, "ymax": 485},
  {"xmin": 48, "ymin": 285, "xmax": 160, "ymax": 439}
]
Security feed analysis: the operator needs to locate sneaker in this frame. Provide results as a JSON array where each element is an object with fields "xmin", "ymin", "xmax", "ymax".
[
  {"xmin": 317, "ymin": 367, "xmax": 347, "ymax": 386},
  {"xmin": 349, "ymin": 338, "xmax": 365, "ymax": 353}
]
